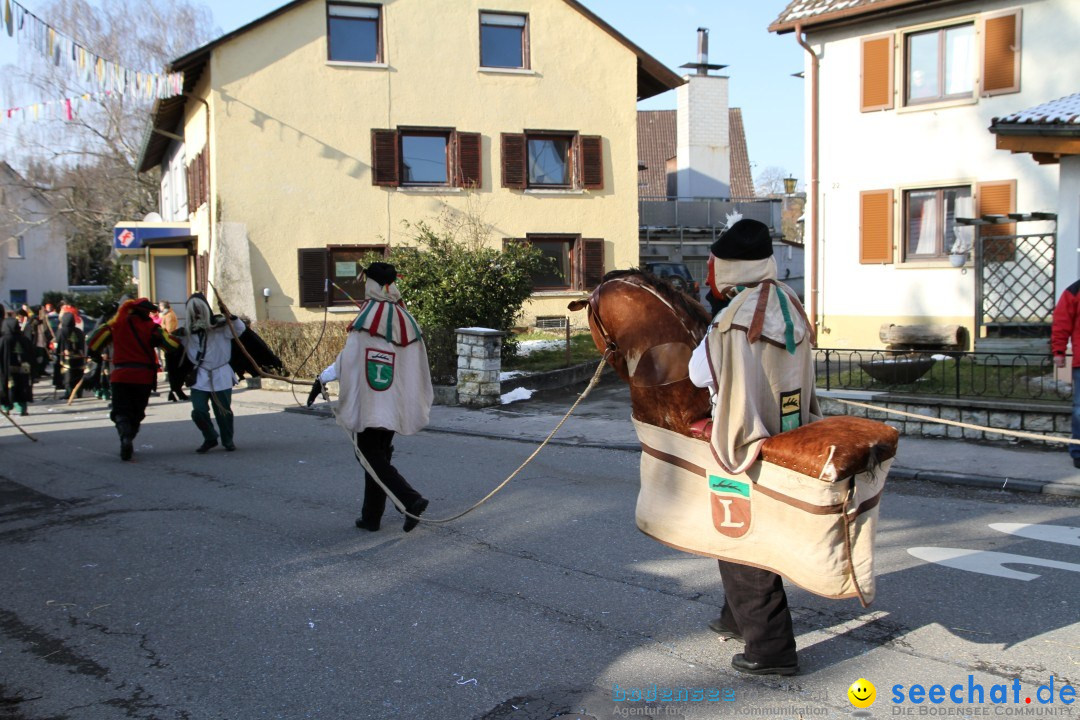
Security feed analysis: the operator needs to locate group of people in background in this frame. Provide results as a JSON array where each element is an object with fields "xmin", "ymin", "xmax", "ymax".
[{"xmin": 2, "ymin": 295, "xmax": 245, "ymax": 463}]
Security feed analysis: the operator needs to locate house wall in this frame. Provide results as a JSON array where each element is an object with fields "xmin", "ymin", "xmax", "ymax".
[
  {"xmin": 1057, "ymin": 155, "xmax": 1080, "ymax": 295},
  {"xmin": 0, "ymin": 181, "xmax": 67, "ymax": 307},
  {"xmin": 191, "ymin": 0, "xmax": 641, "ymax": 325},
  {"xmin": 804, "ymin": 0, "xmax": 1076, "ymax": 348}
]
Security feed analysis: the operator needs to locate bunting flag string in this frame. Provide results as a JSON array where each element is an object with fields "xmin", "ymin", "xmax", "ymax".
[
  {"xmin": 1, "ymin": 0, "xmax": 183, "ymax": 101},
  {"xmin": 1, "ymin": 89, "xmax": 114, "ymax": 124}
]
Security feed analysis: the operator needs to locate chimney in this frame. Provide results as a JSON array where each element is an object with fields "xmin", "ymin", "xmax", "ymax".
[
  {"xmin": 680, "ymin": 26, "xmax": 726, "ymax": 77},
  {"xmin": 676, "ymin": 28, "xmax": 731, "ymax": 199}
]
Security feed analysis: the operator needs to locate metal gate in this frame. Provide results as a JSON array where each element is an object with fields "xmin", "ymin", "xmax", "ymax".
[{"xmin": 969, "ymin": 213, "xmax": 1057, "ymax": 342}]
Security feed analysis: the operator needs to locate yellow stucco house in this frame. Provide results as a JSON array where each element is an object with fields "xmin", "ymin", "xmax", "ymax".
[{"xmin": 126, "ymin": 0, "xmax": 681, "ymax": 327}]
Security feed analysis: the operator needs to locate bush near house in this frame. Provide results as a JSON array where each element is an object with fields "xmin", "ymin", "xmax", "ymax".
[
  {"xmin": 42, "ymin": 265, "xmax": 137, "ymax": 321},
  {"xmin": 386, "ymin": 220, "xmax": 551, "ymax": 361}
]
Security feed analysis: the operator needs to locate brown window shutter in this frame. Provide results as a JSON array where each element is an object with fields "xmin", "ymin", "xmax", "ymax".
[
  {"xmin": 371, "ymin": 129, "xmax": 399, "ymax": 186},
  {"xmin": 501, "ymin": 133, "xmax": 526, "ymax": 189},
  {"xmin": 185, "ymin": 162, "xmax": 194, "ymax": 210},
  {"xmin": 861, "ymin": 35, "xmax": 894, "ymax": 112},
  {"xmin": 195, "ymin": 251, "xmax": 209, "ymax": 294},
  {"xmin": 977, "ymin": 179, "xmax": 1017, "ymax": 262},
  {"xmin": 982, "ymin": 10, "xmax": 1021, "ymax": 97},
  {"xmin": 455, "ymin": 131, "xmax": 482, "ymax": 188},
  {"xmin": 860, "ymin": 189, "xmax": 894, "ymax": 264},
  {"xmin": 578, "ymin": 136, "xmax": 603, "ymax": 190},
  {"xmin": 297, "ymin": 248, "xmax": 329, "ymax": 307},
  {"xmin": 203, "ymin": 149, "xmax": 210, "ymax": 205},
  {"xmin": 579, "ymin": 238, "xmax": 605, "ymax": 290}
]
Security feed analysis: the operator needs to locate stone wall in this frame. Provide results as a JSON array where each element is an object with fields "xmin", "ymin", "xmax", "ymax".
[{"xmin": 820, "ymin": 391, "xmax": 1071, "ymax": 445}]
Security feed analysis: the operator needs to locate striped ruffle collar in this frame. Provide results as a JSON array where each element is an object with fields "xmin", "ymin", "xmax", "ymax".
[{"xmin": 351, "ymin": 299, "xmax": 423, "ymax": 346}]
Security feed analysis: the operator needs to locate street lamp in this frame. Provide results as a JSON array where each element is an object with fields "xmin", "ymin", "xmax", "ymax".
[{"xmin": 783, "ymin": 175, "xmax": 797, "ymax": 195}]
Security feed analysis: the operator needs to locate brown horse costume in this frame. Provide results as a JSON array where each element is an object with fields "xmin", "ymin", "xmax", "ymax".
[{"xmin": 570, "ymin": 269, "xmax": 899, "ymax": 605}]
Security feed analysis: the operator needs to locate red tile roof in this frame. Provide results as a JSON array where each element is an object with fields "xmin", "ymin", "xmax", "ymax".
[
  {"xmin": 637, "ymin": 109, "xmax": 755, "ymax": 199},
  {"xmin": 728, "ymin": 108, "xmax": 755, "ymax": 198}
]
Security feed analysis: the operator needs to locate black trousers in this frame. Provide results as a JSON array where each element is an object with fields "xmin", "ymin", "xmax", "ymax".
[
  {"xmin": 355, "ymin": 427, "xmax": 423, "ymax": 523},
  {"xmin": 717, "ymin": 559, "xmax": 797, "ymax": 664},
  {"xmin": 110, "ymin": 383, "xmax": 152, "ymax": 438}
]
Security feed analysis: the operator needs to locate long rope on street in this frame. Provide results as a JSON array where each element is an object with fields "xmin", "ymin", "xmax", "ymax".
[
  {"xmin": 349, "ymin": 354, "xmax": 611, "ymax": 525},
  {"xmin": 835, "ymin": 398, "xmax": 1080, "ymax": 446}
]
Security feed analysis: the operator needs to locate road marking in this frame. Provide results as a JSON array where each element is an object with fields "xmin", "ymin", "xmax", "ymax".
[
  {"xmin": 989, "ymin": 523, "xmax": 1080, "ymax": 547},
  {"xmin": 908, "ymin": 547, "xmax": 1080, "ymax": 581}
]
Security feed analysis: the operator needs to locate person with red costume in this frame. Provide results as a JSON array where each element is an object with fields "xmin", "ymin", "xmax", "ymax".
[{"xmin": 88, "ymin": 298, "xmax": 179, "ymax": 461}]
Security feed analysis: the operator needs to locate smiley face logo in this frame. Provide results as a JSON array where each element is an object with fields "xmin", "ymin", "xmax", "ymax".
[{"xmin": 848, "ymin": 678, "xmax": 877, "ymax": 708}]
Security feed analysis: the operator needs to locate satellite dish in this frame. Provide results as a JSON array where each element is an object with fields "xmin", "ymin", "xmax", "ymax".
[{"xmin": 142, "ymin": 212, "xmax": 163, "ymax": 222}]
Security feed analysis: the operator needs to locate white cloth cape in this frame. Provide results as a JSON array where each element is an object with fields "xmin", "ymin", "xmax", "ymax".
[{"xmin": 335, "ymin": 279, "xmax": 433, "ymax": 435}]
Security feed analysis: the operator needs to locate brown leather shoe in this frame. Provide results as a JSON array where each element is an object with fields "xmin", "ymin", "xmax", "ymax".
[{"xmin": 731, "ymin": 653, "xmax": 799, "ymax": 676}]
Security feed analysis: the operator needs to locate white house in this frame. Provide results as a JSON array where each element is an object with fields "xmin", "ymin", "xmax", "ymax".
[
  {"xmin": 770, "ymin": 0, "xmax": 1079, "ymax": 350},
  {"xmin": 0, "ymin": 162, "xmax": 69, "ymax": 309}
]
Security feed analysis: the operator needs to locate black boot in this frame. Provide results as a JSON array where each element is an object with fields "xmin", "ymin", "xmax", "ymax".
[
  {"xmin": 192, "ymin": 414, "xmax": 218, "ymax": 453},
  {"xmin": 116, "ymin": 419, "xmax": 135, "ymax": 461}
]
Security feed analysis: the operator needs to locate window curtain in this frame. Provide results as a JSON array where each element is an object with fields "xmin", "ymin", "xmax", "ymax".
[
  {"xmin": 914, "ymin": 198, "xmax": 938, "ymax": 255},
  {"xmin": 951, "ymin": 196, "xmax": 975, "ymax": 254},
  {"xmin": 945, "ymin": 26, "xmax": 974, "ymax": 95}
]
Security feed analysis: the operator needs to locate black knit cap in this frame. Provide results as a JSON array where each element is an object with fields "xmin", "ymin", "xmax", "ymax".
[
  {"xmin": 366, "ymin": 262, "xmax": 397, "ymax": 286},
  {"xmin": 710, "ymin": 219, "xmax": 773, "ymax": 260}
]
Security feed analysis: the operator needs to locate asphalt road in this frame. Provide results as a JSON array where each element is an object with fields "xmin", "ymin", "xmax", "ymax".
[{"xmin": 1, "ymin": 390, "xmax": 1078, "ymax": 719}]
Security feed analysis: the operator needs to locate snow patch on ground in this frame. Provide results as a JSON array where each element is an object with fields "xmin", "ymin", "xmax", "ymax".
[
  {"xmin": 500, "ymin": 387, "xmax": 534, "ymax": 404},
  {"xmin": 517, "ymin": 339, "xmax": 567, "ymax": 356}
]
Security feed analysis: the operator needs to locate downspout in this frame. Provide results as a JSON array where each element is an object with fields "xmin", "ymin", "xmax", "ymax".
[{"xmin": 795, "ymin": 24, "xmax": 821, "ymax": 334}]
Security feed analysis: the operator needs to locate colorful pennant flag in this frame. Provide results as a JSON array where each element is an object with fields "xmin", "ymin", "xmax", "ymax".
[{"xmin": 1, "ymin": 0, "xmax": 183, "ymax": 102}]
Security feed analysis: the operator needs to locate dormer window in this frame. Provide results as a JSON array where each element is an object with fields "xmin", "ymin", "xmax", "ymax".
[
  {"xmin": 328, "ymin": 3, "xmax": 381, "ymax": 63},
  {"xmin": 480, "ymin": 12, "xmax": 528, "ymax": 69}
]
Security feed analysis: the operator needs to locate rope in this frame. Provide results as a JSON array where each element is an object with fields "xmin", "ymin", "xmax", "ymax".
[
  {"xmin": 347, "ymin": 354, "xmax": 611, "ymax": 525},
  {"xmin": 840, "ymin": 487, "xmax": 869, "ymax": 608},
  {"xmin": 835, "ymin": 397, "xmax": 1080, "ymax": 446}
]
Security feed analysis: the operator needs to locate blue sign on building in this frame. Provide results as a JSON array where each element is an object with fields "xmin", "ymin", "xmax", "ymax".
[{"xmin": 113, "ymin": 223, "xmax": 191, "ymax": 251}]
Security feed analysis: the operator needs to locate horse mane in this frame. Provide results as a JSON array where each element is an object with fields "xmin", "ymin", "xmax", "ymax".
[{"xmin": 602, "ymin": 268, "xmax": 712, "ymax": 328}]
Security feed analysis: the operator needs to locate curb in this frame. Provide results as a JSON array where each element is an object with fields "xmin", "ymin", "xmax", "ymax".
[{"xmin": 881, "ymin": 467, "xmax": 1079, "ymax": 498}]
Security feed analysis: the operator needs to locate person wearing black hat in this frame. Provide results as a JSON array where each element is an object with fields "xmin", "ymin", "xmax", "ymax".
[
  {"xmin": 687, "ymin": 218, "xmax": 820, "ymax": 677},
  {"xmin": 88, "ymin": 298, "xmax": 180, "ymax": 460},
  {"xmin": 322, "ymin": 262, "xmax": 433, "ymax": 533}
]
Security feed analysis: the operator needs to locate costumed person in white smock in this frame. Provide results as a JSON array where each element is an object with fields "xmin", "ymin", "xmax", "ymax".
[
  {"xmin": 314, "ymin": 262, "xmax": 434, "ymax": 533},
  {"xmin": 688, "ymin": 218, "xmax": 820, "ymax": 677},
  {"xmin": 182, "ymin": 293, "xmax": 246, "ymax": 453}
]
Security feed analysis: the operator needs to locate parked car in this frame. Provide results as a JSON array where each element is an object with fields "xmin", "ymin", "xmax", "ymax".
[{"xmin": 644, "ymin": 261, "xmax": 700, "ymax": 297}]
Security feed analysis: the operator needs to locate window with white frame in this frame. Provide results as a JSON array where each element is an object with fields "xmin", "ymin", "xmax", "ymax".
[
  {"xmin": 904, "ymin": 23, "xmax": 975, "ymax": 105},
  {"xmin": 903, "ymin": 185, "xmax": 973, "ymax": 260},
  {"xmin": 327, "ymin": 3, "xmax": 381, "ymax": 63},
  {"xmin": 8, "ymin": 235, "xmax": 24, "ymax": 259}
]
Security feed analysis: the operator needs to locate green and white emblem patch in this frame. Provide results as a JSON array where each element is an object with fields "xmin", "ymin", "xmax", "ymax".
[{"xmin": 366, "ymin": 349, "xmax": 395, "ymax": 391}]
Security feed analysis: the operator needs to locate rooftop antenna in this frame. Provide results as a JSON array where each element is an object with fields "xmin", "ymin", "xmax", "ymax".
[{"xmin": 679, "ymin": 28, "xmax": 727, "ymax": 76}]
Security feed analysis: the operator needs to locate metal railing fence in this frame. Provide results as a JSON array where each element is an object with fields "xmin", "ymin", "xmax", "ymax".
[{"xmin": 816, "ymin": 348, "xmax": 1070, "ymax": 402}]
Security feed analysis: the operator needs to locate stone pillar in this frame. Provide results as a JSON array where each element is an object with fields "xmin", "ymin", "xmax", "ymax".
[{"xmin": 456, "ymin": 328, "xmax": 503, "ymax": 407}]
